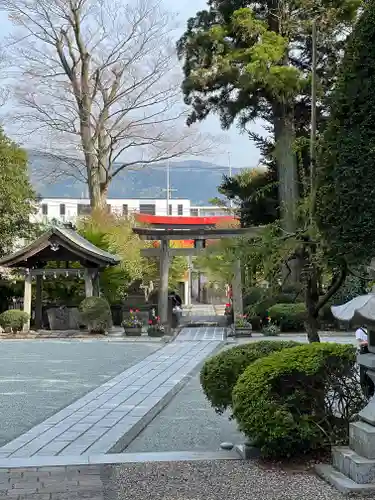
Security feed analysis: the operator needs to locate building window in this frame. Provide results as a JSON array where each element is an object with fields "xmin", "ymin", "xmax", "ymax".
[
  {"xmin": 168, "ymin": 204, "xmax": 172, "ymax": 216},
  {"xmin": 190, "ymin": 208, "xmax": 199, "ymax": 216},
  {"xmin": 139, "ymin": 204, "xmax": 156, "ymax": 215},
  {"xmin": 77, "ymin": 204, "xmax": 91, "ymax": 216},
  {"xmin": 177, "ymin": 204, "xmax": 183, "ymax": 216},
  {"xmin": 59, "ymin": 204, "xmax": 66, "ymax": 216},
  {"xmin": 41, "ymin": 203, "xmax": 48, "ymax": 215},
  {"xmin": 123, "ymin": 204, "xmax": 128, "ymax": 217}
]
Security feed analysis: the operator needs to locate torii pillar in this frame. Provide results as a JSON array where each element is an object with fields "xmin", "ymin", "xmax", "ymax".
[
  {"xmin": 159, "ymin": 239, "xmax": 170, "ymax": 327},
  {"xmin": 232, "ymin": 259, "xmax": 243, "ymax": 322}
]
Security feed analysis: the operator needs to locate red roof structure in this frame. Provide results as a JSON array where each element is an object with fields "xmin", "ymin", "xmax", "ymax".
[{"xmin": 135, "ymin": 214, "xmax": 235, "ymax": 226}]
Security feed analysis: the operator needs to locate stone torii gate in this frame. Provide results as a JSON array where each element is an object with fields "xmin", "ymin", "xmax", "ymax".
[{"xmin": 132, "ymin": 226, "xmax": 262, "ymax": 327}]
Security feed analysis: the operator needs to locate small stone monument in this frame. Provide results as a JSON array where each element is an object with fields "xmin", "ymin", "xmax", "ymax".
[{"xmin": 316, "ymin": 293, "xmax": 375, "ymax": 494}]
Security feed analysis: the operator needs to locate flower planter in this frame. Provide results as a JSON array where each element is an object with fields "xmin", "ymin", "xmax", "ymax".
[
  {"xmin": 234, "ymin": 327, "xmax": 252, "ymax": 337},
  {"xmin": 148, "ymin": 330, "xmax": 164, "ymax": 338},
  {"xmin": 124, "ymin": 328, "xmax": 142, "ymax": 336}
]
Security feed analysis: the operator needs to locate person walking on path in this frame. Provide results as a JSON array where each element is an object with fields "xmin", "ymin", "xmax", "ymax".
[{"xmin": 356, "ymin": 325, "xmax": 374, "ymax": 398}]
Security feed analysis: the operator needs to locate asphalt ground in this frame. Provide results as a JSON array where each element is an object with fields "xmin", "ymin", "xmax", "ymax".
[{"xmin": 0, "ymin": 340, "xmax": 159, "ymax": 446}]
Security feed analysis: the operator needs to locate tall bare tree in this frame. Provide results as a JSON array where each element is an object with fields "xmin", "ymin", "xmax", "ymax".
[{"xmin": 0, "ymin": 0, "xmax": 213, "ymax": 207}]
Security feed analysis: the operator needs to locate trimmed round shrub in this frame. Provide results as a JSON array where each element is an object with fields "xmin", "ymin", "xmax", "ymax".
[
  {"xmin": 79, "ymin": 297, "xmax": 112, "ymax": 334},
  {"xmin": 268, "ymin": 302, "xmax": 306, "ymax": 331},
  {"xmin": 232, "ymin": 343, "xmax": 365, "ymax": 458},
  {"xmin": 0, "ymin": 309, "xmax": 30, "ymax": 333},
  {"xmin": 200, "ymin": 340, "xmax": 300, "ymax": 414}
]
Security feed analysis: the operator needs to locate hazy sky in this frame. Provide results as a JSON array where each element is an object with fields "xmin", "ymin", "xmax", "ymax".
[{"xmin": 0, "ymin": 0, "xmax": 263, "ymax": 168}]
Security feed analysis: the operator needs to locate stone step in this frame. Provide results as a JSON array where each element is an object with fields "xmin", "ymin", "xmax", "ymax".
[
  {"xmin": 332, "ymin": 446, "xmax": 375, "ymax": 484},
  {"xmin": 350, "ymin": 420, "xmax": 375, "ymax": 459},
  {"xmin": 315, "ymin": 464, "xmax": 375, "ymax": 496}
]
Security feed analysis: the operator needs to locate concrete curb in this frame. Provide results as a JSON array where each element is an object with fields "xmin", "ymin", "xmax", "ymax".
[
  {"xmin": 0, "ymin": 450, "xmax": 240, "ymax": 469},
  {"xmin": 234, "ymin": 444, "xmax": 261, "ymax": 459}
]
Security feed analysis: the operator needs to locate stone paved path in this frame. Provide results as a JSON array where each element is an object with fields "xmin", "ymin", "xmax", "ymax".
[
  {"xmin": 180, "ymin": 304, "xmax": 227, "ymax": 327},
  {"xmin": 176, "ymin": 327, "xmax": 225, "ymax": 342},
  {"xmin": 0, "ymin": 329, "xmax": 223, "ymax": 463}
]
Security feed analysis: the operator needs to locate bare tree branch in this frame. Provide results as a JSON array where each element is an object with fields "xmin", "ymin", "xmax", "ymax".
[{"xmin": 0, "ymin": 0, "xmax": 219, "ymax": 207}]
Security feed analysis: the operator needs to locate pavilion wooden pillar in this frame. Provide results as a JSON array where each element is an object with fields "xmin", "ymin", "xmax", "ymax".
[
  {"xmin": 34, "ymin": 274, "xmax": 43, "ymax": 330},
  {"xmin": 84, "ymin": 269, "xmax": 93, "ymax": 297},
  {"xmin": 23, "ymin": 272, "xmax": 32, "ymax": 331},
  {"xmin": 159, "ymin": 239, "xmax": 170, "ymax": 327},
  {"xmin": 232, "ymin": 259, "xmax": 243, "ymax": 322},
  {"xmin": 92, "ymin": 271, "xmax": 100, "ymax": 297}
]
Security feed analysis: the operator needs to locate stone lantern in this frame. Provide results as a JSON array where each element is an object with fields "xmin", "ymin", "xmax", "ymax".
[{"xmin": 317, "ymin": 294, "xmax": 375, "ymax": 494}]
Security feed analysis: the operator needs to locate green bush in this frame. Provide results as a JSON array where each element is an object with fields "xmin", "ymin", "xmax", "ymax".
[
  {"xmin": 268, "ymin": 302, "xmax": 306, "ymax": 331},
  {"xmin": 79, "ymin": 297, "xmax": 112, "ymax": 334},
  {"xmin": 248, "ymin": 315, "xmax": 262, "ymax": 331},
  {"xmin": 246, "ymin": 293, "xmax": 296, "ymax": 322},
  {"xmin": 319, "ymin": 302, "xmax": 335, "ymax": 325},
  {"xmin": 243, "ymin": 287, "xmax": 264, "ymax": 308},
  {"xmin": 232, "ymin": 343, "xmax": 365, "ymax": 458},
  {"xmin": 0, "ymin": 309, "xmax": 30, "ymax": 333},
  {"xmin": 200, "ymin": 340, "xmax": 300, "ymax": 414},
  {"xmin": 281, "ymin": 283, "xmax": 303, "ymax": 297}
]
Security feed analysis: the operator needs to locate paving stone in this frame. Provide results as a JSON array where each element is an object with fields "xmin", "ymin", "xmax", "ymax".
[{"xmin": 0, "ymin": 332, "xmax": 221, "ymax": 461}]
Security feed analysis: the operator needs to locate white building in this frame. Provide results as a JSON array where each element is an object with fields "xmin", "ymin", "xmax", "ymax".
[{"xmin": 32, "ymin": 198, "xmax": 230, "ymax": 225}]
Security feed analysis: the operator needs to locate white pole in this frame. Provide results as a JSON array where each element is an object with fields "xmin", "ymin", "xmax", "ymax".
[
  {"xmin": 166, "ymin": 160, "xmax": 170, "ymax": 216},
  {"xmin": 228, "ymin": 152, "xmax": 233, "ymax": 209}
]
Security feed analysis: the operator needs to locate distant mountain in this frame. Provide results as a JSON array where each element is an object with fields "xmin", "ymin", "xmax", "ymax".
[{"xmin": 28, "ymin": 153, "xmax": 245, "ymax": 205}]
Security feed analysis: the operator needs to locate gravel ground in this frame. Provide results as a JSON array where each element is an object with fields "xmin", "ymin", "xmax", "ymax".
[
  {"xmin": 0, "ymin": 460, "xmax": 365, "ymax": 499},
  {"xmin": 108, "ymin": 461, "xmax": 363, "ymax": 500},
  {"xmin": 0, "ymin": 340, "xmax": 159, "ymax": 446},
  {"xmin": 126, "ymin": 371, "xmax": 245, "ymax": 453}
]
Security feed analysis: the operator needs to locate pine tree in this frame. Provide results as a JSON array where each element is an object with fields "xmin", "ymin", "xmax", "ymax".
[
  {"xmin": 317, "ymin": 1, "xmax": 375, "ymax": 265},
  {"xmin": 178, "ymin": 0, "xmax": 361, "ymax": 234}
]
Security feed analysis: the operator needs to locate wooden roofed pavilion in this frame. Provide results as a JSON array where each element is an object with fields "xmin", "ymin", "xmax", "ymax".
[{"xmin": 0, "ymin": 226, "xmax": 120, "ymax": 330}]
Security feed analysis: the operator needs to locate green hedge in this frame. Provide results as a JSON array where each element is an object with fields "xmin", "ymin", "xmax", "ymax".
[
  {"xmin": 79, "ymin": 297, "xmax": 112, "ymax": 334},
  {"xmin": 232, "ymin": 343, "xmax": 363, "ymax": 458},
  {"xmin": 0, "ymin": 309, "xmax": 30, "ymax": 333},
  {"xmin": 200, "ymin": 340, "xmax": 300, "ymax": 414},
  {"xmin": 268, "ymin": 303, "xmax": 306, "ymax": 331}
]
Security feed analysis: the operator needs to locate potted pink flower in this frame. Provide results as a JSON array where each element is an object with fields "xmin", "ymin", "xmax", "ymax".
[
  {"xmin": 147, "ymin": 316, "xmax": 165, "ymax": 337},
  {"xmin": 122, "ymin": 309, "xmax": 143, "ymax": 336}
]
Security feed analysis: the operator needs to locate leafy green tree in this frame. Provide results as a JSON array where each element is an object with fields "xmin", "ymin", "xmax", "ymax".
[
  {"xmin": 216, "ymin": 167, "xmax": 278, "ymax": 227},
  {"xmin": 78, "ymin": 212, "xmax": 147, "ymax": 303},
  {"xmin": 317, "ymin": 1, "xmax": 375, "ymax": 266},
  {"xmin": 0, "ymin": 128, "xmax": 36, "ymax": 256},
  {"xmin": 177, "ymin": 0, "xmax": 360, "ymax": 233}
]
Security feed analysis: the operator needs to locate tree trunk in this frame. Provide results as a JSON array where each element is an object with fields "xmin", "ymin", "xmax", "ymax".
[
  {"xmin": 88, "ymin": 166, "xmax": 106, "ymax": 209},
  {"xmin": 273, "ymin": 108, "xmax": 299, "ymax": 234},
  {"xmin": 273, "ymin": 105, "xmax": 301, "ymax": 284},
  {"xmin": 305, "ymin": 314, "xmax": 320, "ymax": 343},
  {"xmin": 305, "ymin": 270, "xmax": 321, "ymax": 343}
]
